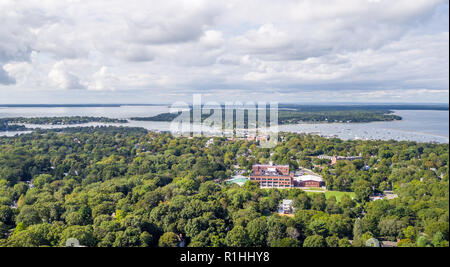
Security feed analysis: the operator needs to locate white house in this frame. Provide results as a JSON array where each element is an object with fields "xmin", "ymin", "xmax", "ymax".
[{"xmin": 279, "ymin": 199, "xmax": 294, "ymax": 214}]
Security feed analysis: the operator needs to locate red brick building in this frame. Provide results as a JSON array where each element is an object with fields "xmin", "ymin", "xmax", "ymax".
[
  {"xmin": 250, "ymin": 164, "xmax": 293, "ymax": 188},
  {"xmin": 293, "ymin": 175, "xmax": 324, "ymax": 188}
]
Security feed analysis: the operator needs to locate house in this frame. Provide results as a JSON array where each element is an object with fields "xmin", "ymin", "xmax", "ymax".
[
  {"xmin": 205, "ymin": 138, "xmax": 214, "ymax": 147},
  {"xmin": 279, "ymin": 199, "xmax": 294, "ymax": 214},
  {"xmin": 317, "ymin": 155, "xmax": 363, "ymax": 165},
  {"xmin": 383, "ymin": 191, "xmax": 398, "ymax": 200},
  {"xmin": 256, "ymin": 135, "xmax": 269, "ymax": 142},
  {"xmin": 317, "ymin": 155, "xmax": 334, "ymax": 160},
  {"xmin": 369, "ymin": 193, "xmax": 384, "ymax": 201},
  {"xmin": 330, "ymin": 156, "xmax": 363, "ymax": 166},
  {"xmin": 249, "ymin": 163, "xmax": 293, "ymax": 188},
  {"xmin": 293, "ymin": 174, "xmax": 324, "ymax": 188}
]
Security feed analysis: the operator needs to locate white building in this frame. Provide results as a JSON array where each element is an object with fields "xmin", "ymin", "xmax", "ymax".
[{"xmin": 279, "ymin": 199, "xmax": 294, "ymax": 214}]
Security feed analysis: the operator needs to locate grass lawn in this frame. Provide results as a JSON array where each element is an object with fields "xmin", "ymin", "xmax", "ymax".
[{"xmin": 305, "ymin": 190, "xmax": 355, "ymax": 201}]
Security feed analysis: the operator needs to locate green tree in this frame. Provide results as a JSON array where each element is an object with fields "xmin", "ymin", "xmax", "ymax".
[
  {"xmin": 338, "ymin": 238, "xmax": 352, "ymax": 247},
  {"xmin": 353, "ymin": 218, "xmax": 363, "ymax": 240},
  {"xmin": 397, "ymin": 239, "xmax": 415, "ymax": 247},
  {"xmin": 308, "ymin": 219, "xmax": 328, "ymax": 236},
  {"xmin": 325, "ymin": 235, "xmax": 340, "ymax": 247},
  {"xmin": 246, "ymin": 218, "xmax": 267, "ymax": 247},
  {"xmin": 225, "ymin": 226, "xmax": 250, "ymax": 247},
  {"xmin": 158, "ymin": 232, "xmax": 180, "ymax": 247},
  {"xmin": 140, "ymin": 231, "xmax": 153, "ymax": 247},
  {"xmin": 0, "ymin": 205, "xmax": 14, "ymax": 225},
  {"xmin": 352, "ymin": 180, "xmax": 372, "ymax": 203},
  {"xmin": 402, "ymin": 226, "xmax": 417, "ymax": 241},
  {"xmin": 16, "ymin": 206, "xmax": 41, "ymax": 226},
  {"xmin": 303, "ymin": 235, "xmax": 325, "ymax": 247},
  {"xmin": 59, "ymin": 225, "xmax": 96, "ymax": 247},
  {"xmin": 270, "ymin": 237, "xmax": 299, "ymax": 247},
  {"xmin": 431, "ymin": 232, "xmax": 446, "ymax": 247}
]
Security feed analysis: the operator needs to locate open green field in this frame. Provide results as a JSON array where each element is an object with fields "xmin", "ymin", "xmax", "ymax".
[{"xmin": 304, "ymin": 190, "xmax": 355, "ymax": 201}]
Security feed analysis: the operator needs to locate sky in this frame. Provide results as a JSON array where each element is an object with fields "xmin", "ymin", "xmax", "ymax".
[{"xmin": 0, "ymin": 0, "xmax": 449, "ymax": 104}]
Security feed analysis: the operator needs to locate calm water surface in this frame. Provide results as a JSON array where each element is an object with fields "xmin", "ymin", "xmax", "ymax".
[
  {"xmin": 280, "ymin": 110, "xmax": 449, "ymax": 143},
  {"xmin": 0, "ymin": 105, "xmax": 169, "ymax": 119}
]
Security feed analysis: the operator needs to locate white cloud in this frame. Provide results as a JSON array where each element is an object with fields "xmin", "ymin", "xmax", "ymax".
[
  {"xmin": 88, "ymin": 66, "xmax": 117, "ymax": 91},
  {"xmin": 48, "ymin": 62, "xmax": 85, "ymax": 90},
  {"xmin": 200, "ymin": 30, "xmax": 224, "ymax": 48},
  {"xmin": 233, "ymin": 24, "xmax": 291, "ymax": 53},
  {"xmin": 0, "ymin": 66, "xmax": 15, "ymax": 85},
  {"xmin": 0, "ymin": 0, "xmax": 448, "ymax": 103},
  {"xmin": 124, "ymin": 1, "xmax": 222, "ymax": 45}
]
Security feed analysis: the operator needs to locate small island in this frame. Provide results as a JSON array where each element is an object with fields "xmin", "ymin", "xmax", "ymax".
[
  {"xmin": 277, "ymin": 110, "xmax": 402, "ymax": 124},
  {"xmin": 130, "ymin": 113, "xmax": 181, "ymax": 122},
  {"xmin": 0, "ymin": 119, "xmax": 28, "ymax": 131},
  {"xmin": 129, "ymin": 109, "xmax": 402, "ymax": 124},
  {"xmin": 6, "ymin": 116, "xmax": 128, "ymax": 125},
  {"xmin": 127, "ymin": 104, "xmax": 448, "ymax": 124},
  {"xmin": 1, "ymin": 117, "xmax": 128, "ymax": 132}
]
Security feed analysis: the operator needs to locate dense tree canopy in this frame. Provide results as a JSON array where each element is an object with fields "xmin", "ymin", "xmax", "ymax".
[{"xmin": 0, "ymin": 127, "xmax": 448, "ymax": 247}]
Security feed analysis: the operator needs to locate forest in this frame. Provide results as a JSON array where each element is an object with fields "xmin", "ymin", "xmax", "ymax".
[
  {"xmin": 0, "ymin": 119, "xmax": 27, "ymax": 131},
  {"xmin": 129, "ymin": 104, "xmax": 449, "ymax": 124},
  {"xmin": 130, "ymin": 109, "xmax": 401, "ymax": 124},
  {"xmin": 131, "ymin": 113, "xmax": 180, "ymax": 122},
  {"xmin": 0, "ymin": 127, "xmax": 448, "ymax": 247},
  {"xmin": 277, "ymin": 110, "xmax": 401, "ymax": 124},
  {"xmin": 0, "ymin": 117, "xmax": 127, "ymax": 132},
  {"xmin": 4, "ymin": 117, "xmax": 127, "ymax": 125}
]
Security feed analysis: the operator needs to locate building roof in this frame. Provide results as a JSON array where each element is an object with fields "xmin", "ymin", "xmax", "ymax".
[
  {"xmin": 253, "ymin": 164, "xmax": 289, "ymax": 168},
  {"xmin": 227, "ymin": 175, "xmax": 249, "ymax": 186},
  {"xmin": 231, "ymin": 175, "xmax": 248, "ymax": 179},
  {"xmin": 282, "ymin": 199, "xmax": 293, "ymax": 205},
  {"xmin": 294, "ymin": 175, "xmax": 324, "ymax": 182}
]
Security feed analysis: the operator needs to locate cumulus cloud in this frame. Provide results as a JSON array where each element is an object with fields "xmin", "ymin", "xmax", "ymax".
[
  {"xmin": 48, "ymin": 62, "xmax": 85, "ymax": 90},
  {"xmin": 88, "ymin": 66, "xmax": 119, "ymax": 91},
  {"xmin": 0, "ymin": 0, "xmax": 448, "ymax": 103},
  {"xmin": 0, "ymin": 66, "xmax": 15, "ymax": 85},
  {"xmin": 124, "ymin": 1, "xmax": 223, "ymax": 45}
]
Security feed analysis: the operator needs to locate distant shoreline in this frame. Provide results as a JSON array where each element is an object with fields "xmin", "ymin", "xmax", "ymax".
[
  {"xmin": 1, "ymin": 110, "xmax": 448, "ymax": 144},
  {"xmin": 0, "ymin": 103, "xmax": 448, "ymax": 110}
]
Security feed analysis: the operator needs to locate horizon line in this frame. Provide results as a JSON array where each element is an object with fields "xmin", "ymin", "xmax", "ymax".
[{"xmin": 0, "ymin": 102, "xmax": 449, "ymax": 106}]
